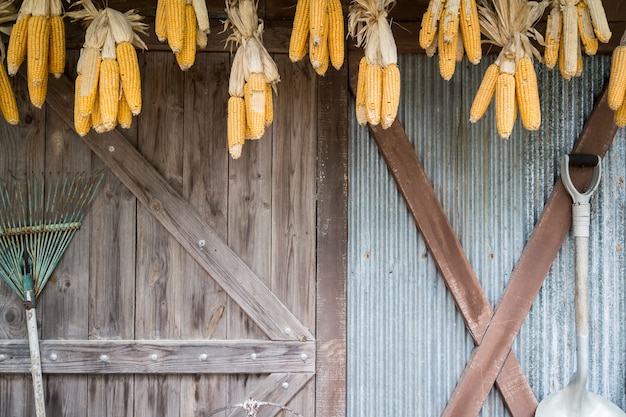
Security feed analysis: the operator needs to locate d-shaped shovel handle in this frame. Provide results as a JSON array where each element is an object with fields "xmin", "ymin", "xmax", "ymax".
[{"xmin": 561, "ymin": 154, "xmax": 602, "ymax": 205}]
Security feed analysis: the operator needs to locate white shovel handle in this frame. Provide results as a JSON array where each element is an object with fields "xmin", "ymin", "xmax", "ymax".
[{"xmin": 26, "ymin": 308, "xmax": 46, "ymax": 417}]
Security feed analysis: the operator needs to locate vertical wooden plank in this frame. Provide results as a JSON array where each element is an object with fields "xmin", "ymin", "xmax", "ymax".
[
  {"xmin": 180, "ymin": 52, "xmax": 230, "ymax": 416},
  {"xmin": 41, "ymin": 70, "xmax": 93, "ymax": 417},
  {"xmin": 316, "ymin": 62, "xmax": 348, "ymax": 417},
  {"xmin": 270, "ymin": 55, "xmax": 317, "ymax": 416},
  {"xmin": 0, "ymin": 70, "xmax": 45, "ymax": 417},
  {"xmin": 133, "ymin": 51, "xmax": 185, "ymax": 417}
]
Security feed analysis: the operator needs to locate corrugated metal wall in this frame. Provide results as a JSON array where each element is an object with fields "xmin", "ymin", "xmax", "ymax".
[{"xmin": 348, "ymin": 54, "xmax": 626, "ymax": 417}]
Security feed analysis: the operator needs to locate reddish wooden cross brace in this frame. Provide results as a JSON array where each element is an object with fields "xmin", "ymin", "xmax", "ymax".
[{"xmin": 349, "ymin": 52, "xmax": 619, "ymax": 417}]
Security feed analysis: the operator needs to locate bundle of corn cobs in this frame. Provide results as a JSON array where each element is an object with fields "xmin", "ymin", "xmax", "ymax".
[
  {"xmin": 6, "ymin": 0, "xmax": 65, "ymax": 108},
  {"xmin": 67, "ymin": 0, "xmax": 147, "ymax": 136},
  {"xmin": 225, "ymin": 0, "xmax": 280, "ymax": 159},
  {"xmin": 419, "ymin": 0, "xmax": 482, "ymax": 79},
  {"xmin": 469, "ymin": 0, "xmax": 547, "ymax": 139},
  {"xmin": 543, "ymin": 0, "xmax": 611, "ymax": 80},
  {"xmin": 348, "ymin": 0, "xmax": 400, "ymax": 129},
  {"xmin": 289, "ymin": 0, "xmax": 345, "ymax": 75},
  {"xmin": 0, "ymin": 0, "xmax": 18, "ymax": 124},
  {"xmin": 608, "ymin": 30, "xmax": 626, "ymax": 127},
  {"xmin": 155, "ymin": 0, "xmax": 210, "ymax": 70}
]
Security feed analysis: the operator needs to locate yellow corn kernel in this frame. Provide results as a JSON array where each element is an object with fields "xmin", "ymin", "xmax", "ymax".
[
  {"xmin": 76, "ymin": 58, "xmax": 100, "ymax": 118},
  {"xmin": 175, "ymin": 4, "xmax": 197, "ymax": 70},
  {"xmin": 7, "ymin": 15, "xmax": 29, "ymax": 76},
  {"xmin": 381, "ymin": 63, "xmax": 400, "ymax": 130},
  {"xmin": 496, "ymin": 72, "xmax": 516, "ymax": 139},
  {"xmin": 515, "ymin": 56, "xmax": 541, "ymax": 131},
  {"xmin": 365, "ymin": 62, "xmax": 382, "ymax": 125},
  {"xmin": 289, "ymin": 0, "xmax": 310, "ymax": 62},
  {"xmin": 228, "ymin": 96, "xmax": 246, "ymax": 159},
  {"xmin": 440, "ymin": 0, "xmax": 460, "ymax": 44},
  {"xmin": 578, "ymin": 3, "xmax": 598, "ymax": 56},
  {"xmin": 116, "ymin": 41, "xmax": 142, "ymax": 115},
  {"xmin": 585, "ymin": 0, "xmax": 611, "ymax": 43},
  {"xmin": 48, "ymin": 15, "xmax": 66, "ymax": 78},
  {"xmin": 91, "ymin": 92, "xmax": 105, "ymax": 133},
  {"xmin": 615, "ymin": 97, "xmax": 626, "ymax": 127},
  {"xmin": 27, "ymin": 15, "xmax": 51, "ymax": 88},
  {"xmin": 311, "ymin": 39, "xmax": 329, "ymax": 76},
  {"xmin": 459, "ymin": 0, "xmax": 481, "ymax": 64},
  {"xmin": 98, "ymin": 58, "xmax": 120, "ymax": 132},
  {"xmin": 117, "ymin": 91, "xmax": 133, "ymax": 129},
  {"xmin": 264, "ymin": 83, "xmax": 274, "ymax": 126},
  {"xmin": 310, "ymin": 0, "xmax": 329, "ymax": 47},
  {"xmin": 544, "ymin": 7, "xmax": 561, "ymax": 70},
  {"xmin": 166, "ymin": 0, "xmax": 186, "ymax": 53},
  {"xmin": 470, "ymin": 63, "xmax": 499, "ymax": 123},
  {"xmin": 244, "ymin": 72, "xmax": 266, "ymax": 139},
  {"xmin": 74, "ymin": 76, "xmax": 92, "ymax": 136},
  {"xmin": 355, "ymin": 56, "xmax": 368, "ymax": 125},
  {"xmin": 608, "ymin": 45, "xmax": 626, "ymax": 110},
  {"xmin": 28, "ymin": 65, "xmax": 48, "ymax": 109},
  {"xmin": 438, "ymin": 26, "xmax": 457, "ymax": 80},
  {"xmin": 327, "ymin": 0, "xmax": 344, "ymax": 70},
  {"xmin": 155, "ymin": 0, "xmax": 168, "ymax": 42},
  {"xmin": 419, "ymin": 0, "xmax": 442, "ymax": 50},
  {"xmin": 0, "ymin": 64, "xmax": 19, "ymax": 124}
]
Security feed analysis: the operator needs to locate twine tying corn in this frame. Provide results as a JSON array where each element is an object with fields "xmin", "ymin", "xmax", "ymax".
[
  {"xmin": 156, "ymin": 0, "xmax": 210, "ymax": 70},
  {"xmin": 348, "ymin": 0, "xmax": 400, "ymax": 129},
  {"xmin": 224, "ymin": 0, "xmax": 280, "ymax": 159},
  {"xmin": 67, "ymin": 0, "xmax": 147, "ymax": 136}
]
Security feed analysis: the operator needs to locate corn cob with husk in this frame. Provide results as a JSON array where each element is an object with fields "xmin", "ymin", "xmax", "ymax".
[
  {"xmin": 470, "ymin": 0, "xmax": 547, "ymax": 139},
  {"xmin": 288, "ymin": 0, "xmax": 345, "ymax": 75},
  {"xmin": 67, "ymin": 0, "xmax": 147, "ymax": 136},
  {"xmin": 348, "ymin": 0, "xmax": 399, "ymax": 129},
  {"xmin": 0, "ymin": 0, "xmax": 19, "ymax": 125},
  {"xmin": 543, "ymin": 0, "xmax": 611, "ymax": 79},
  {"xmin": 5, "ymin": 0, "xmax": 65, "ymax": 108},
  {"xmin": 609, "ymin": 30, "xmax": 626, "ymax": 126},
  {"xmin": 419, "ymin": 0, "xmax": 482, "ymax": 80},
  {"xmin": 155, "ymin": 0, "xmax": 210, "ymax": 70},
  {"xmin": 224, "ymin": 0, "xmax": 280, "ymax": 159}
]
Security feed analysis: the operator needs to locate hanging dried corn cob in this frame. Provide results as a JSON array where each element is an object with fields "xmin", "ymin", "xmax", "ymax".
[
  {"xmin": 608, "ymin": 30, "xmax": 626, "ymax": 126},
  {"xmin": 5, "ymin": 0, "xmax": 65, "ymax": 108},
  {"xmin": 0, "ymin": 0, "xmax": 19, "ymax": 125},
  {"xmin": 224, "ymin": 0, "xmax": 280, "ymax": 159},
  {"xmin": 67, "ymin": 0, "xmax": 147, "ymax": 136},
  {"xmin": 418, "ymin": 0, "xmax": 482, "ymax": 80},
  {"xmin": 155, "ymin": 0, "xmax": 210, "ymax": 70},
  {"xmin": 543, "ymin": 0, "xmax": 611, "ymax": 79},
  {"xmin": 347, "ymin": 0, "xmax": 399, "ymax": 129},
  {"xmin": 288, "ymin": 0, "xmax": 345, "ymax": 75},
  {"xmin": 470, "ymin": 0, "xmax": 547, "ymax": 139}
]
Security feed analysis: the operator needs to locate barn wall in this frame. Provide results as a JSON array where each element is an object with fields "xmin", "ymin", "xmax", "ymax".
[
  {"xmin": 348, "ymin": 54, "xmax": 626, "ymax": 417},
  {"xmin": 0, "ymin": 49, "xmax": 322, "ymax": 417}
]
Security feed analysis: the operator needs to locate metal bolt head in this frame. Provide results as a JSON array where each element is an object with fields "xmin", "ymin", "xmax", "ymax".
[
  {"xmin": 281, "ymin": 382, "xmax": 289, "ymax": 390},
  {"xmin": 284, "ymin": 327, "xmax": 291, "ymax": 335},
  {"xmin": 250, "ymin": 353, "xmax": 257, "ymax": 360},
  {"xmin": 49, "ymin": 353, "xmax": 58, "ymax": 361},
  {"xmin": 108, "ymin": 145, "xmax": 115, "ymax": 153},
  {"xmin": 99, "ymin": 354, "xmax": 109, "ymax": 363},
  {"xmin": 0, "ymin": 354, "xmax": 6, "ymax": 362},
  {"xmin": 300, "ymin": 353, "xmax": 308, "ymax": 362},
  {"xmin": 199, "ymin": 354, "xmax": 208, "ymax": 362},
  {"xmin": 149, "ymin": 354, "xmax": 158, "ymax": 361},
  {"xmin": 198, "ymin": 239, "xmax": 206, "ymax": 247}
]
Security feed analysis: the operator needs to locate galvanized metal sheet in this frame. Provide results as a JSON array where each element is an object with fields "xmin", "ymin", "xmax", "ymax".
[{"xmin": 348, "ymin": 54, "xmax": 626, "ymax": 417}]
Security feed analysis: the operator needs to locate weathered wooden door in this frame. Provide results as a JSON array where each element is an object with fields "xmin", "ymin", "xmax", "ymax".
[{"xmin": 0, "ymin": 49, "xmax": 347, "ymax": 417}]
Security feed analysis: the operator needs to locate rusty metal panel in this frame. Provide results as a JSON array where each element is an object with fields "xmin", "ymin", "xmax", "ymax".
[{"xmin": 348, "ymin": 54, "xmax": 626, "ymax": 417}]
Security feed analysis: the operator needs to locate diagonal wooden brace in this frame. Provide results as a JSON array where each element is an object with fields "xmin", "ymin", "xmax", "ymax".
[
  {"xmin": 441, "ymin": 88, "xmax": 618, "ymax": 417},
  {"xmin": 347, "ymin": 52, "xmax": 536, "ymax": 417}
]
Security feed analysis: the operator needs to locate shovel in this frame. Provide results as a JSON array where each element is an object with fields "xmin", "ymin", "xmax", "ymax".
[{"xmin": 535, "ymin": 154, "xmax": 626, "ymax": 417}]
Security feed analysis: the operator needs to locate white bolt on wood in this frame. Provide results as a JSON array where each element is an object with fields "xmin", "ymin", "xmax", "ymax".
[
  {"xmin": 0, "ymin": 354, "xmax": 6, "ymax": 362},
  {"xmin": 199, "ymin": 354, "xmax": 208, "ymax": 361},
  {"xmin": 300, "ymin": 353, "xmax": 308, "ymax": 361},
  {"xmin": 108, "ymin": 145, "xmax": 115, "ymax": 152},
  {"xmin": 149, "ymin": 354, "xmax": 158, "ymax": 361},
  {"xmin": 250, "ymin": 353, "xmax": 257, "ymax": 360},
  {"xmin": 49, "ymin": 353, "xmax": 58, "ymax": 361},
  {"xmin": 99, "ymin": 355, "xmax": 109, "ymax": 363},
  {"xmin": 281, "ymin": 382, "xmax": 289, "ymax": 390}
]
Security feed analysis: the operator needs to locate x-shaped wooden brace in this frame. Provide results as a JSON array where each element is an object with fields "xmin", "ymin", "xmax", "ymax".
[{"xmin": 348, "ymin": 52, "xmax": 619, "ymax": 417}]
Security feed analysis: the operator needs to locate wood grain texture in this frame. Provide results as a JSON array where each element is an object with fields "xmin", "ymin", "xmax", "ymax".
[
  {"xmin": 441, "ymin": 88, "xmax": 619, "ymax": 417},
  {"xmin": 347, "ymin": 51, "xmax": 537, "ymax": 417},
  {"xmin": 316, "ymin": 58, "xmax": 348, "ymax": 417},
  {"xmin": 0, "ymin": 339, "xmax": 315, "ymax": 373},
  {"xmin": 42, "ymin": 70, "xmax": 314, "ymax": 343}
]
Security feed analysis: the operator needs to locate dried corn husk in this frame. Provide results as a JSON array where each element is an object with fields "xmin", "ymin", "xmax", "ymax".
[
  {"xmin": 471, "ymin": 0, "xmax": 548, "ymax": 138},
  {"xmin": 224, "ymin": 0, "xmax": 280, "ymax": 159},
  {"xmin": 348, "ymin": 0, "xmax": 400, "ymax": 129},
  {"xmin": 67, "ymin": 0, "xmax": 147, "ymax": 135}
]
